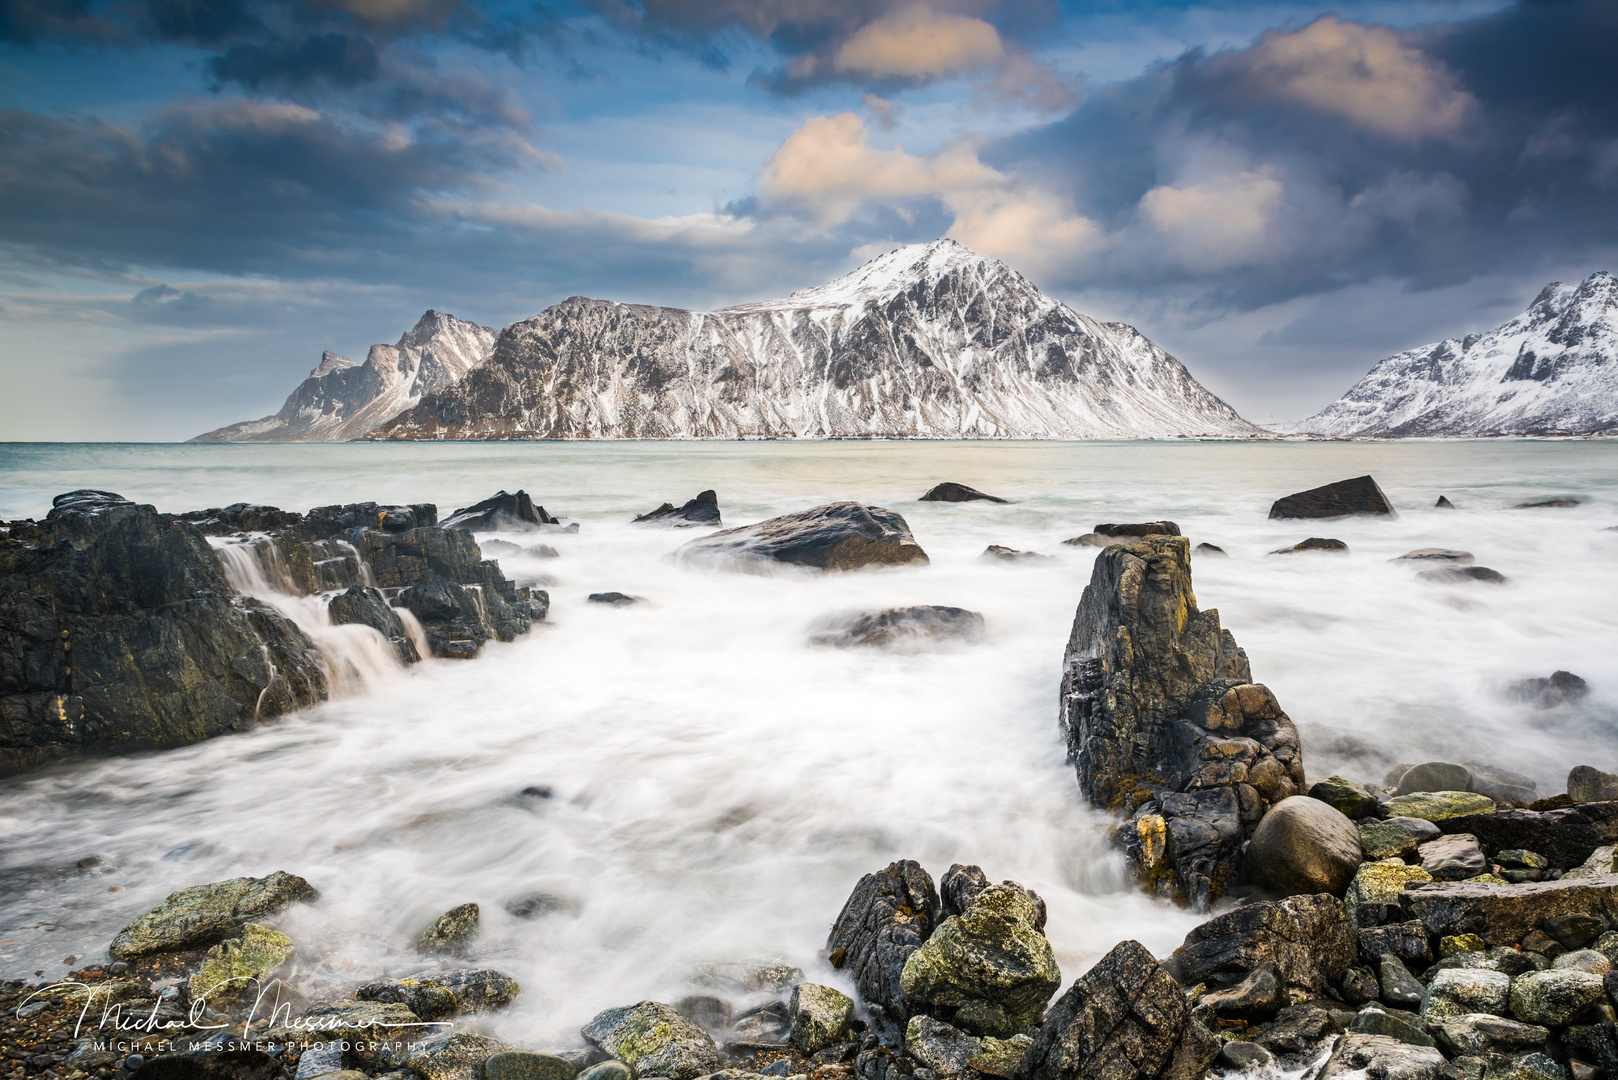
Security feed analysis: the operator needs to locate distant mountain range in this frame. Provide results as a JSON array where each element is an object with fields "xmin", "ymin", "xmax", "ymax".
[
  {"xmin": 1292, "ymin": 271, "xmax": 1618, "ymax": 437},
  {"xmin": 192, "ymin": 240, "xmax": 1257, "ymax": 442}
]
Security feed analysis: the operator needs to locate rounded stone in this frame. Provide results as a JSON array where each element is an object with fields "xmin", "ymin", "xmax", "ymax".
[
  {"xmin": 484, "ymin": 1052, "xmax": 581, "ymax": 1080},
  {"xmin": 577, "ymin": 1063, "xmax": 633, "ymax": 1080},
  {"xmin": 1509, "ymin": 969, "xmax": 1606, "ymax": 1027},
  {"xmin": 1420, "ymin": 968, "xmax": 1510, "ymax": 1021},
  {"xmin": 1397, "ymin": 763, "xmax": 1474, "ymax": 796},
  {"xmin": 1244, "ymin": 796, "xmax": 1363, "ymax": 897}
]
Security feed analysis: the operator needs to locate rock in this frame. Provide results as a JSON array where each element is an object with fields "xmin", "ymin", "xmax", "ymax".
[
  {"xmin": 407, "ymin": 1032, "xmax": 516, "ymax": 1080},
  {"xmin": 1362, "ymin": 822, "xmax": 1424, "ymax": 861},
  {"xmin": 1383, "ymin": 792, "xmax": 1497, "ymax": 821},
  {"xmin": 1394, "ymin": 549, "xmax": 1475, "ymax": 564},
  {"xmin": 1465, "ymin": 764, "xmax": 1540, "ymax": 810},
  {"xmin": 1199, "ymin": 964, "xmax": 1282, "ymax": 1021},
  {"xmin": 1436, "ymin": 497, "xmax": 1456, "ymax": 509},
  {"xmin": 1511, "ymin": 672, "xmax": 1591, "ymax": 708},
  {"xmin": 1061, "ymin": 534, "xmax": 1108, "ymax": 547},
  {"xmin": 1318, "ymin": 1033, "xmax": 1444, "ymax": 1079},
  {"xmin": 1176, "ymin": 893, "xmax": 1356, "ymax": 994},
  {"xmin": 1269, "ymin": 476, "xmax": 1396, "ymax": 520},
  {"xmin": 1380, "ymin": 955, "xmax": 1427, "ymax": 1009},
  {"xmin": 327, "ymin": 585, "xmax": 420, "ymax": 664},
  {"xmin": 1569, "ymin": 767, "xmax": 1618, "ymax": 803},
  {"xmin": 1399, "ymin": 763, "xmax": 1476, "ymax": 796},
  {"xmin": 301, "ymin": 500, "xmax": 436, "ymax": 536},
  {"xmin": 1420, "ymin": 835, "xmax": 1490, "ymax": 881},
  {"xmin": 1432, "ymin": 1014, "xmax": 1549, "ymax": 1057},
  {"xmin": 731, "ymin": 1001, "xmax": 791, "ymax": 1044},
  {"xmin": 442, "ymin": 490, "xmax": 559, "ymax": 531},
  {"xmin": 416, "ymin": 902, "xmax": 479, "ymax": 955},
  {"xmin": 1092, "ymin": 522, "xmax": 1181, "ymax": 538},
  {"xmin": 827, "ymin": 861, "xmax": 940, "ymax": 1026},
  {"xmin": 635, "ymin": 491, "xmax": 722, "ymax": 527},
  {"xmin": 1342, "ymin": 966, "xmax": 1381, "ymax": 1006},
  {"xmin": 1442, "ymin": 935, "xmax": 1489, "ymax": 957},
  {"xmin": 675, "ymin": 503, "xmax": 928, "ymax": 572},
  {"xmin": 1059, "ymin": 535, "xmax": 1303, "ymax": 906},
  {"xmin": 355, "ymin": 969, "xmax": 521, "ymax": 1019},
  {"xmin": 588, "ymin": 592, "xmax": 643, "ymax": 606},
  {"xmin": 483, "ymin": 1053, "xmax": 581, "ymax": 1080},
  {"xmin": 1544, "ymin": 914, "xmax": 1605, "ymax": 950},
  {"xmin": 918, "ymin": 484, "xmax": 1007, "ymax": 504},
  {"xmin": 1402, "ymin": 876, "xmax": 1618, "ymax": 947},
  {"xmin": 1350, "ymin": 1007, "xmax": 1436, "ymax": 1047},
  {"xmin": 577, "ymin": 1063, "xmax": 633, "ymax": 1080},
  {"xmin": 1312, "ymin": 776, "xmax": 1382, "ymax": 819},
  {"xmin": 1220, "ymin": 1042, "xmax": 1276, "ymax": 1070},
  {"xmin": 1553, "ymin": 951, "xmax": 1611, "ymax": 976},
  {"xmin": 968, "ymin": 1034, "xmax": 1034, "ymax": 1077},
  {"xmin": 1421, "ymin": 969, "xmax": 1511, "ymax": 1021},
  {"xmin": 481, "ymin": 539, "xmax": 524, "ymax": 556},
  {"xmin": 1420, "ymin": 566, "xmax": 1508, "ymax": 585},
  {"xmin": 1244, "ymin": 795, "xmax": 1363, "ymax": 896},
  {"xmin": 1433, "ymin": 804, "xmax": 1618, "ymax": 870},
  {"xmin": 1516, "ymin": 499, "xmax": 1581, "ymax": 509},
  {"xmin": 1248, "ymin": 1002, "xmax": 1340, "ymax": 1056},
  {"xmin": 939, "ymin": 864, "xmax": 1047, "ymax": 930},
  {"xmin": 527, "ymin": 543, "xmax": 560, "ymax": 557},
  {"xmin": 1193, "ymin": 543, "xmax": 1226, "ymax": 557},
  {"xmin": 979, "ymin": 545, "xmax": 1052, "ymax": 562},
  {"xmin": 676, "ymin": 995, "xmax": 732, "ymax": 1030},
  {"xmin": 809, "ymin": 606, "xmax": 985, "ymax": 651},
  {"xmin": 266, "ymin": 999, "xmax": 421, "ymax": 1066},
  {"xmin": 0, "ymin": 492, "xmax": 330, "ymax": 777},
  {"xmin": 1509, "ymin": 970, "xmax": 1606, "ymax": 1027},
  {"xmin": 1269, "ymin": 537, "xmax": 1349, "ymax": 554},
  {"xmin": 689, "ymin": 957, "xmax": 804, "ymax": 993},
  {"xmin": 899, "ymin": 884, "xmax": 1061, "ymax": 1037},
  {"xmin": 904, "ymin": 1015, "xmax": 983, "ymax": 1075},
  {"xmin": 505, "ymin": 891, "xmax": 577, "ymax": 919},
  {"xmin": 109, "ymin": 871, "xmax": 317, "ymax": 960},
  {"xmin": 581, "ymin": 1001, "xmax": 720, "ymax": 1080},
  {"xmin": 790, "ymin": 984, "xmax": 853, "ymax": 1055},
  {"xmin": 1346, "ymin": 861, "xmax": 1433, "ymax": 930},
  {"xmin": 1361, "ymin": 921, "xmax": 1436, "ymax": 970},
  {"xmin": 1022, "ymin": 940, "xmax": 1218, "ymax": 1080},
  {"xmin": 185, "ymin": 924, "xmax": 295, "ymax": 1004}
]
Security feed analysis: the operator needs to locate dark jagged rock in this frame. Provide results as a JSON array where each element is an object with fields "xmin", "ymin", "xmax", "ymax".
[
  {"xmin": 1093, "ymin": 522, "xmax": 1181, "ymax": 538},
  {"xmin": 980, "ymin": 545, "xmax": 1052, "ymax": 562},
  {"xmin": 1432, "ymin": 803, "xmax": 1618, "ymax": 869},
  {"xmin": 1436, "ymin": 496, "xmax": 1456, "ymax": 508},
  {"xmin": 1022, "ymin": 939, "xmax": 1218, "ymax": 1080},
  {"xmin": 1269, "ymin": 476, "xmax": 1395, "ymax": 520},
  {"xmin": 1175, "ymin": 894, "xmax": 1356, "ymax": 994},
  {"xmin": 1270, "ymin": 537, "xmax": 1349, "ymax": 554},
  {"xmin": 676, "ymin": 502, "xmax": 928, "ymax": 572},
  {"xmin": 1511, "ymin": 671, "xmax": 1591, "ymax": 708},
  {"xmin": 810, "ymin": 606, "xmax": 985, "ymax": 650},
  {"xmin": 177, "ymin": 503, "xmax": 305, "ymax": 535},
  {"xmin": 442, "ymin": 490, "xmax": 559, "ymax": 531},
  {"xmin": 634, "ymin": 490, "xmax": 722, "ymax": 526},
  {"xmin": 1193, "ymin": 543, "xmax": 1226, "ymax": 557},
  {"xmin": 327, "ymin": 585, "xmax": 421, "ymax": 664},
  {"xmin": 1419, "ymin": 566, "xmax": 1508, "ymax": 585},
  {"xmin": 1058, "ymin": 535, "xmax": 1304, "ymax": 905},
  {"xmin": 919, "ymin": 483, "xmax": 1007, "ymax": 504},
  {"xmin": 827, "ymin": 860, "xmax": 941, "ymax": 1031},
  {"xmin": 0, "ymin": 492, "xmax": 327, "ymax": 777},
  {"xmin": 304, "ymin": 501, "xmax": 436, "ymax": 536},
  {"xmin": 1394, "ymin": 548, "xmax": 1474, "ymax": 564},
  {"xmin": 588, "ymin": 592, "xmax": 642, "ymax": 606},
  {"xmin": 581, "ymin": 1001, "xmax": 719, "ymax": 1080},
  {"xmin": 939, "ymin": 864, "xmax": 1047, "ymax": 931},
  {"xmin": 1199, "ymin": 965, "xmax": 1282, "ymax": 1021},
  {"xmin": 1402, "ymin": 875, "xmax": 1618, "ymax": 945},
  {"xmin": 1358, "ymin": 921, "xmax": 1434, "ymax": 970}
]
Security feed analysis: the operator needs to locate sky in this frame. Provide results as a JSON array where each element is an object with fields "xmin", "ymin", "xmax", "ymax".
[{"xmin": 2, "ymin": 0, "xmax": 1616, "ymax": 439}]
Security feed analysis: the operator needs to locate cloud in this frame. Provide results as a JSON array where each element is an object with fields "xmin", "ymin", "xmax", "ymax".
[
  {"xmin": 824, "ymin": 7, "xmax": 1003, "ymax": 80},
  {"xmin": 1140, "ymin": 167, "xmax": 1286, "ymax": 271}
]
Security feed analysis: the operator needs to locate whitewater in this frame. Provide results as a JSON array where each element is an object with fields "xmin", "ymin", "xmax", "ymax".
[{"xmin": 0, "ymin": 439, "xmax": 1615, "ymax": 1050}]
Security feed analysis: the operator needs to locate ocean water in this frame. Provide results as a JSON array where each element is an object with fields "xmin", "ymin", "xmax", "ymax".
[{"xmin": 0, "ymin": 439, "xmax": 1615, "ymax": 1048}]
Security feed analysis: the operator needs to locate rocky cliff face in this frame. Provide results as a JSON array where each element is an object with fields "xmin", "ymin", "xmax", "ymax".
[
  {"xmin": 193, "ymin": 311, "xmax": 497, "ymax": 442},
  {"xmin": 368, "ymin": 241, "xmax": 1255, "ymax": 440},
  {"xmin": 1294, "ymin": 270, "xmax": 1618, "ymax": 436}
]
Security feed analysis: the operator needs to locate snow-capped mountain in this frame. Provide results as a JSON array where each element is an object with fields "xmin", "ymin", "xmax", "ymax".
[
  {"xmin": 1295, "ymin": 271, "xmax": 1618, "ymax": 437},
  {"xmin": 192, "ymin": 311, "xmax": 497, "ymax": 442},
  {"xmin": 366, "ymin": 241, "xmax": 1255, "ymax": 440}
]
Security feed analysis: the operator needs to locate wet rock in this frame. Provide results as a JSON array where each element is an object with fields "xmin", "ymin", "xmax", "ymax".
[
  {"xmin": 1509, "ymin": 672, "xmax": 1590, "ymax": 709},
  {"xmin": 1497, "ymin": 850, "xmax": 1549, "ymax": 884},
  {"xmin": 266, "ymin": 999, "xmax": 421, "ymax": 1065},
  {"xmin": 635, "ymin": 491, "xmax": 722, "ymax": 527},
  {"xmin": 1433, "ymin": 804, "xmax": 1618, "ymax": 870},
  {"xmin": 483, "ymin": 1052, "xmax": 581, "ymax": 1080},
  {"xmin": 809, "ymin": 607, "xmax": 985, "ymax": 651},
  {"xmin": 979, "ymin": 545, "xmax": 1052, "ymax": 562},
  {"xmin": 1383, "ymin": 792, "xmax": 1497, "ymax": 821},
  {"xmin": 968, "ymin": 1033, "xmax": 1034, "ymax": 1077},
  {"xmin": 1543, "ymin": 914, "xmax": 1604, "ymax": 950},
  {"xmin": 1269, "ymin": 537, "xmax": 1349, "ymax": 554},
  {"xmin": 303, "ymin": 501, "xmax": 436, "ymax": 536},
  {"xmin": 1442, "ymin": 935, "xmax": 1489, "ymax": 958},
  {"xmin": 581, "ymin": 1001, "xmax": 720, "ymax": 1080},
  {"xmin": 690, "ymin": 958, "xmax": 804, "ymax": 993},
  {"xmin": 1420, "ymin": 835, "xmax": 1490, "ymax": 881},
  {"xmin": 1092, "ymin": 522, "xmax": 1181, "ymax": 538},
  {"xmin": 1510, "ymin": 970, "xmax": 1606, "ymax": 1027},
  {"xmin": 1394, "ymin": 550, "xmax": 1475, "ymax": 564},
  {"xmin": 904, "ymin": 1015, "xmax": 982, "ymax": 1075},
  {"xmin": 1342, "ymin": 966, "xmax": 1381, "ymax": 1006},
  {"xmin": 355, "ymin": 969, "xmax": 521, "ymax": 1019},
  {"xmin": 827, "ymin": 861, "xmax": 940, "ymax": 1027},
  {"xmin": 1061, "ymin": 534, "xmax": 1108, "ymax": 547},
  {"xmin": 1568, "ymin": 767, "xmax": 1618, "ymax": 804},
  {"xmin": 790, "ymin": 984, "xmax": 853, "ymax": 1055},
  {"xmin": 1346, "ymin": 861, "xmax": 1433, "ymax": 930},
  {"xmin": 1432, "ymin": 1014, "xmax": 1549, "ymax": 1057},
  {"xmin": 1319, "ymin": 1033, "xmax": 1443, "ymax": 1080},
  {"xmin": 185, "ymin": 924, "xmax": 294, "ymax": 1004},
  {"xmin": 1269, "ymin": 476, "xmax": 1396, "ymax": 520},
  {"xmin": 327, "ymin": 585, "xmax": 420, "ymax": 664},
  {"xmin": 1244, "ymin": 795, "xmax": 1363, "ymax": 896},
  {"xmin": 1380, "ymin": 955, "xmax": 1427, "ymax": 1009},
  {"xmin": 938, "ymin": 864, "xmax": 1047, "ymax": 931},
  {"xmin": 1218, "ymin": 1042, "xmax": 1275, "ymax": 1071},
  {"xmin": 1176, "ymin": 893, "xmax": 1356, "ymax": 994},
  {"xmin": 1465, "ymin": 764, "xmax": 1539, "ymax": 810},
  {"xmin": 1436, "ymin": 496, "xmax": 1456, "ymax": 509},
  {"xmin": 675, "ymin": 503, "xmax": 928, "ymax": 572},
  {"xmin": 1022, "ymin": 939, "xmax": 1218, "ymax": 1080},
  {"xmin": 1193, "ymin": 543, "xmax": 1226, "ymax": 557},
  {"xmin": 1199, "ymin": 964, "xmax": 1282, "ymax": 1022},
  {"xmin": 505, "ymin": 891, "xmax": 577, "ymax": 919},
  {"xmin": 918, "ymin": 484, "xmax": 1007, "ymax": 504},
  {"xmin": 676, "ymin": 996, "xmax": 732, "ymax": 1030},
  {"xmin": 577, "ymin": 1062, "xmax": 633, "ymax": 1080},
  {"xmin": 1421, "ymin": 969, "xmax": 1511, "ymax": 1021},
  {"xmin": 1516, "ymin": 499, "xmax": 1580, "ymax": 509},
  {"xmin": 442, "ymin": 490, "xmax": 559, "ymax": 531},
  {"xmin": 1059, "ymin": 535, "xmax": 1303, "ymax": 906},
  {"xmin": 732, "ymin": 1001, "xmax": 792, "ymax": 1044},
  {"xmin": 1399, "ymin": 763, "xmax": 1475, "ymax": 796},
  {"xmin": 1402, "ymin": 877, "xmax": 1618, "ymax": 947},
  {"xmin": 1420, "ymin": 566, "xmax": 1508, "ymax": 585},
  {"xmin": 416, "ymin": 902, "xmax": 479, "ymax": 955},
  {"xmin": 588, "ymin": 592, "xmax": 644, "ymax": 606},
  {"xmin": 1312, "ymin": 776, "xmax": 1381, "ymax": 819},
  {"xmin": 408, "ymin": 1032, "xmax": 516, "ymax": 1080},
  {"xmin": 1250, "ymin": 1002, "xmax": 1342, "ymax": 1056},
  {"xmin": 109, "ymin": 871, "xmax": 317, "ymax": 960},
  {"xmin": 1349, "ymin": 1007, "xmax": 1436, "ymax": 1048}
]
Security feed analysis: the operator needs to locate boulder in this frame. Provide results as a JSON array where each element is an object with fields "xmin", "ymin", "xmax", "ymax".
[
  {"xmin": 1361, "ymin": 821, "xmax": 1426, "ymax": 861},
  {"xmin": 827, "ymin": 860, "xmax": 940, "ymax": 1027},
  {"xmin": 1545, "ymin": 914, "xmax": 1604, "ymax": 949},
  {"xmin": 1382, "ymin": 791, "xmax": 1496, "ymax": 821},
  {"xmin": 1269, "ymin": 476, "xmax": 1396, "ymax": 520},
  {"xmin": 1217, "ymin": 1042, "xmax": 1275, "ymax": 1071},
  {"xmin": 1401, "ymin": 875, "xmax": 1618, "ymax": 946},
  {"xmin": 1431, "ymin": 1014, "xmax": 1549, "ymax": 1057},
  {"xmin": 1465, "ymin": 763, "xmax": 1540, "ymax": 809},
  {"xmin": 1092, "ymin": 522, "xmax": 1181, "ymax": 538},
  {"xmin": 1421, "ymin": 969, "xmax": 1511, "ymax": 1021},
  {"xmin": 1567, "ymin": 846, "xmax": 1618, "ymax": 880},
  {"xmin": 1398, "ymin": 763, "xmax": 1475, "ymax": 796},
  {"xmin": 483, "ymin": 1053, "xmax": 581, "ymax": 1080},
  {"xmin": 1175, "ymin": 893, "xmax": 1356, "ymax": 994},
  {"xmin": 1436, "ymin": 497, "xmax": 1456, "ymax": 509},
  {"xmin": 302, "ymin": 501, "xmax": 436, "ymax": 536},
  {"xmin": 1569, "ymin": 768, "xmax": 1618, "ymax": 804},
  {"xmin": 407, "ymin": 1032, "xmax": 516, "ymax": 1080},
  {"xmin": 581, "ymin": 1002, "xmax": 720, "ymax": 1080},
  {"xmin": 634, "ymin": 491, "xmax": 722, "ymax": 527},
  {"xmin": 1394, "ymin": 549, "xmax": 1474, "ymax": 564},
  {"xmin": 904, "ymin": 1014, "xmax": 985, "ymax": 1075},
  {"xmin": 1516, "ymin": 499, "xmax": 1580, "ymax": 509},
  {"xmin": 1249, "ymin": 1002, "xmax": 1342, "ymax": 1056},
  {"xmin": 1348, "ymin": 1007, "xmax": 1435, "ymax": 1048},
  {"xmin": 327, "ymin": 585, "xmax": 420, "ymax": 664},
  {"xmin": 1345, "ymin": 861, "xmax": 1433, "ymax": 930},
  {"xmin": 588, "ymin": 593, "xmax": 643, "ymax": 606},
  {"xmin": 1319, "ymin": 1034, "xmax": 1443, "ymax": 1079},
  {"xmin": 1379, "ymin": 955, "xmax": 1427, "ymax": 1009},
  {"xmin": 1193, "ymin": 543, "xmax": 1226, "ymax": 557},
  {"xmin": 939, "ymin": 864, "xmax": 1047, "ymax": 929},
  {"xmin": 1243, "ymin": 795, "xmax": 1362, "ymax": 897},
  {"xmin": 1433, "ymin": 804, "xmax": 1618, "ymax": 870},
  {"xmin": 1419, "ymin": 566, "xmax": 1508, "ymax": 585},
  {"xmin": 1059, "ymin": 535, "xmax": 1303, "ymax": 906},
  {"xmin": 1061, "ymin": 534, "xmax": 1109, "ymax": 547},
  {"xmin": 441, "ymin": 490, "xmax": 559, "ymax": 531},
  {"xmin": 416, "ymin": 902, "xmax": 479, "ymax": 955},
  {"xmin": 918, "ymin": 483, "xmax": 1007, "ymax": 504},
  {"xmin": 980, "ymin": 545, "xmax": 1053, "ymax": 562},
  {"xmin": 1509, "ymin": 970, "xmax": 1606, "ymax": 1027},
  {"xmin": 1419, "ymin": 835, "xmax": 1490, "ymax": 881},
  {"xmin": 809, "ymin": 606, "xmax": 985, "ymax": 651},
  {"xmin": 899, "ymin": 884, "xmax": 1061, "ymax": 1037},
  {"xmin": 265, "ymin": 999, "xmax": 421, "ymax": 1066},
  {"xmin": 789, "ymin": 984, "xmax": 853, "ymax": 1055},
  {"xmin": 185, "ymin": 923, "xmax": 294, "ymax": 1004},
  {"xmin": 355, "ymin": 969, "xmax": 521, "ymax": 1019},
  {"xmin": 109, "ymin": 871, "xmax": 317, "ymax": 960},
  {"xmin": 1198, "ymin": 964, "xmax": 1282, "ymax": 1021},
  {"xmin": 1552, "ymin": 950, "xmax": 1610, "ymax": 975},
  {"xmin": 675, "ymin": 503, "xmax": 928, "ymax": 572},
  {"xmin": 731, "ymin": 1000, "xmax": 790, "ymax": 1044},
  {"xmin": 1311, "ymin": 776, "xmax": 1381, "ymax": 819},
  {"xmin": 1511, "ymin": 672, "xmax": 1590, "ymax": 708},
  {"xmin": 1359, "ymin": 920, "xmax": 1435, "ymax": 970},
  {"xmin": 1022, "ymin": 940, "xmax": 1218, "ymax": 1080},
  {"xmin": 1269, "ymin": 537, "xmax": 1349, "ymax": 554}
]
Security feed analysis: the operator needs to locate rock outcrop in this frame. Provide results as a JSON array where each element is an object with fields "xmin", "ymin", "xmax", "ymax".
[
  {"xmin": 1268, "ymin": 475, "xmax": 1395, "ymax": 519},
  {"xmin": 827, "ymin": 860, "xmax": 941, "ymax": 1031},
  {"xmin": 634, "ymin": 490, "xmax": 722, "ymax": 527},
  {"xmin": 442, "ymin": 490, "xmax": 561, "ymax": 531},
  {"xmin": 675, "ymin": 503, "xmax": 928, "ymax": 572},
  {"xmin": 1058, "ymin": 534, "xmax": 1305, "ymax": 905}
]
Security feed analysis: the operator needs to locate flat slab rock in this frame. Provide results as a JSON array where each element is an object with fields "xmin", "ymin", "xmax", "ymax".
[
  {"xmin": 1435, "ymin": 801, "xmax": 1618, "ymax": 868},
  {"xmin": 1402, "ymin": 873, "xmax": 1618, "ymax": 945},
  {"xmin": 1319, "ymin": 1033, "xmax": 1445, "ymax": 1079}
]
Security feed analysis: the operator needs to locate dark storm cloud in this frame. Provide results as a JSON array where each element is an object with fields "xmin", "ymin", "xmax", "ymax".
[{"xmin": 209, "ymin": 30, "xmax": 381, "ymax": 88}]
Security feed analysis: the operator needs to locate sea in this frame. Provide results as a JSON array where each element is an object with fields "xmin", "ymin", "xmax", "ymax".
[{"xmin": 0, "ymin": 439, "xmax": 1614, "ymax": 1050}]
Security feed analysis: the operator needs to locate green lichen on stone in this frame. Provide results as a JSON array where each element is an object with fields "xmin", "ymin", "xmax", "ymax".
[
  {"xmin": 581, "ymin": 1001, "xmax": 719, "ymax": 1080},
  {"xmin": 1440, "ymin": 934, "xmax": 1487, "ymax": 957},
  {"xmin": 416, "ymin": 902, "xmax": 480, "ymax": 955},
  {"xmin": 109, "ymin": 871, "xmax": 316, "ymax": 960},
  {"xmin": 1382, "ymin": 791, "xmax": 1496, "ymax": 822},
  {"xmin": 186, "ymin": 923, "xmax": 294, "ymax": 1004},
  {"xmin": 1359, "ymin": 821, "xmax": 1420, "ymax": 861},
  {"xmin": 1345, "ymin": 859, "xmax": 1432, "ymax": 928}
]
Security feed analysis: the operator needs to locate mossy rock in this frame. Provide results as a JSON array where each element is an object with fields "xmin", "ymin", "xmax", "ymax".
[
  {"xmin": 186, "ymin": 923, "xmax": 294, "ymax": 1004},
  {"xmin": 416, "ymin": 902, "xmax": 480, "ymax": 955},
  {"xmin": 1382, "ymin": 791, "xmax": 1496, "ymax": 822},
  {"xmin": 1345, "ymin": 860, "xmax": 1432, "ymax": 928},
  {"xmin": 109, "ymin": 871, "xmax": 316, "ymax": 960},
  {"xmin": 582, "ymin": 1001, "xmax": 720, "ymax": 1080}
]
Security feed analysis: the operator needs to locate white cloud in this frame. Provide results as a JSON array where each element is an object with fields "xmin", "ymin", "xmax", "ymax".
[
  {"xmin": 1140, "ymin": 168, "xmax": 1286, "ymax": 271},
  {"xmin": 830, "ymin": 7, "xmax": 1004, "ymax": 80}
]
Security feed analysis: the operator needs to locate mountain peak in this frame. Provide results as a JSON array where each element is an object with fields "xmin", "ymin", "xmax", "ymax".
[
  {"xmin": 309, "ymin": 351, "xmax": 357, "ymax": 378},
  {"xmin": 733, "ymin": 238, "xmax": 1013, "ymax": 313}
]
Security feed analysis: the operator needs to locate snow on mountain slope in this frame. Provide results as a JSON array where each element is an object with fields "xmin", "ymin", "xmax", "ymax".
[
  {"xmin": 1294, "ymin": 271, "xmax": 1618, "ymax": 437},
  {"xmin": 367, "ymin": 240, "xmax": 1256, "ymax": 441},
  {"xmin": 192, "ymin": 311, "xmax": 497, "ymax": 442}
]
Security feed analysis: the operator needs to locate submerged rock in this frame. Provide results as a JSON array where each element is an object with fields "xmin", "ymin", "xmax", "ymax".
[
  {"xmin": 1437, "ymin": 496, "xmax": 1456, "ymax": 508},
  {"xmin": 1243, "ymin": 795, "xmax": 1362, "ymax": 897},
  {"xmin": 635, "ymin": 490, "xmax": 722, "ymax": 527},
  {"xmin": 185, "ymin": 923, "xmax": 295, "ymax": 1004},
  {"xmin": 417, "ymin": 902, "xmax": 480, "ymax": 955},
  {"xmin": 809, "ymin": 606, "xmax": 985, "ymax": 651},
  {"xmin": 1394, "ymin": 549, "xmax": 1475, "ymax": 564},
  {"xmin": 918, "ymin": 483, "xmax": 1007, "ymax": 504},
  {"xmin": 1396, "ymin": 762, "xmax": 1474, "ymax": 795},
  {"xmin": 588, "ymin": 592, "xmax": 644, "ymax": 606},
  {"xmin": 1270, "ymin": 476, "xmax": 1396, "ymax": 520},
  {"xmin": 1516, "ymin": 498, "xmax": 1581, "ymax": 509},
  {"xmin": 581, "ymin": 1001, "xmax": 720, "ymax": 1080},
  {"xmin": 1512, "ymin": 671, "xmax": 1591, "ymax": 708},
  {"xmin": 675, "ymin": 502, "xmax": 928, "ymax": 572},
  {"xmin": 1419, "ymin": 566, "xmax": 1508, "ymax": 585},
  {"xmin": 1093, "ymin": 521, "xmax": 1181, "ymax": 538},
  {"xmin": 1194, "ymin": 542, "xmax": 1227, "ymax": 557},
  {"xmin": 979, "ymin": 545, "xmax": 1052, "ymax": 562},
  {"xmin": 826, "ymin": 860, "xmax": 941, "ymax": 1028},
  {"xmin": 109, "ymin": 870, "xmax": 317, "ymax": 960},
  {"xmin": 1269, "ymin": 537, "xmax": 1349, "ymax": 554},
  {"xmin": 442, "ymin": 490, "xmax": 559, "ymax": 531},
  {"xmin": 356, "ymin": 969, "xmax": 521, "ymax": 1019}
]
